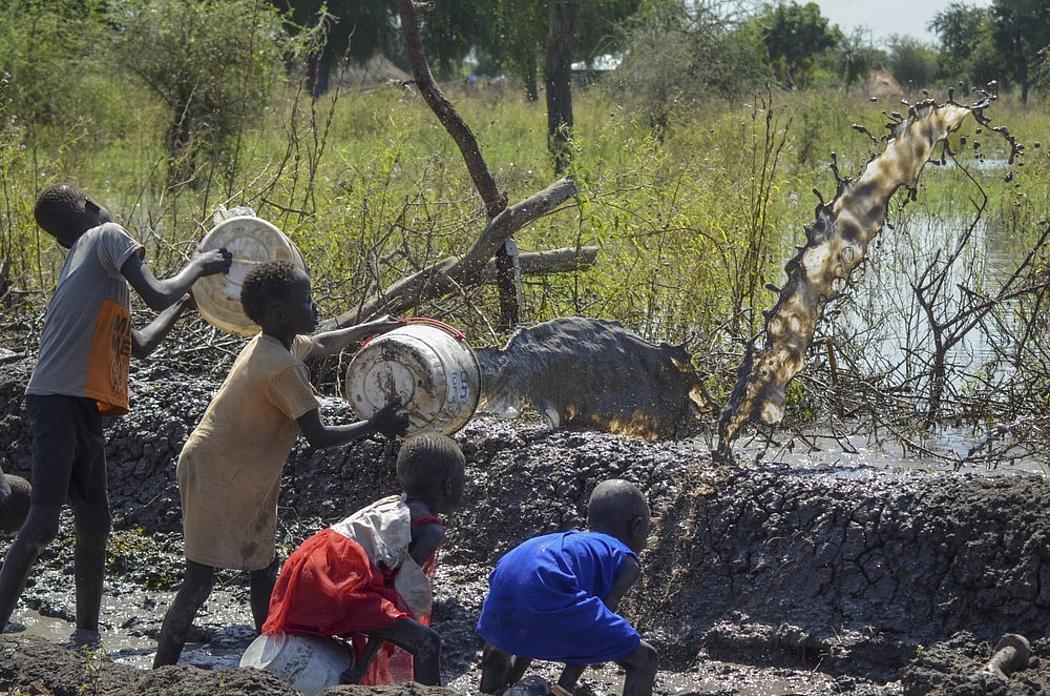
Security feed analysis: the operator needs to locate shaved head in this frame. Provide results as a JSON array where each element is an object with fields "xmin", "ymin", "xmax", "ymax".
[
  {"xmin": 587, "ymin": 479, "xmax": 650, "ymax": 552},
  {"xmin": 0, "ymin": 474, "xmax": 31, "ymax": 536}
]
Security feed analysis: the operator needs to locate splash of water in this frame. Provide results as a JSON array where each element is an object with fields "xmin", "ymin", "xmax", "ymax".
[
  {"xmin": 477, "ymin": 317, "xmax": 711, "ymax": 440},
  {"xmin": 716, "ymin": 95, "xmax": 1013, "ymax": 458}
]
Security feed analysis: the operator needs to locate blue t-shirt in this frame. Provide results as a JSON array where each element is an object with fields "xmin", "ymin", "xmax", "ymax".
[{"xmin": 476, "ymin": 530, "xmax": 641, "ymax": 664}]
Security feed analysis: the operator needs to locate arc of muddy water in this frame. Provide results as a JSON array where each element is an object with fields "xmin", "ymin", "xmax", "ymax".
[{"xmin": 715, "ymin": 95, "xmax": 1006, "ymax": 459}]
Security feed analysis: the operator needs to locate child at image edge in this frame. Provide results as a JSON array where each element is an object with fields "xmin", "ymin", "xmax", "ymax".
[{"xmin": 0, "ymin": 183, "xmax": 231, "ymax": 635}]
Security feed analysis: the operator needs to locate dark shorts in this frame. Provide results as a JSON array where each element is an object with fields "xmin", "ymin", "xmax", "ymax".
[{"xmin": 25, "ymin": 394, "xmax": 109, "ymax": 510}]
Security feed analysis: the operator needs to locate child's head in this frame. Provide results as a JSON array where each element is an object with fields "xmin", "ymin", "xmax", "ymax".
[
  {"xmin": 396, "ymin": 433, "xmax": 466, "ymax": 514},
  {"xmin": 241, "ymin": 260, "xmax": 318, "ymax": 335},
  {"xmin": 33, "ymin": 184, "xmax": 111, "ymax": 249},
  {"xmin": 586, "ymin": 479, "xmax": 651, "ymax": 553}
]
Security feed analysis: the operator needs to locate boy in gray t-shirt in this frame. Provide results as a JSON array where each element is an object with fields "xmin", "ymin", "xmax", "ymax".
[{"xmin": 0, "ymin": 183, "xmax": 232, "ymax": 636}]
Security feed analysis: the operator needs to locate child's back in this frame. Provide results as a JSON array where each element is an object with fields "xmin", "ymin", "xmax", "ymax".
[
  {"xmin": 27, "ymin": 222, "xmax": 141, "ymax": 415},
  {"xmin": 478, "ymin": 530, "xmax": 640, "ymax": 664},
  {"xmin": 477, "ymin": 480, "xmax": 658, "ymax": 696}
]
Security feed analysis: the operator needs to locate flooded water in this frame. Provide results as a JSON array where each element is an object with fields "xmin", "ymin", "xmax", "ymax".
[
  {"xmin": 838, "ymin": 208, "xmax": 1023, "ymax": 385},
  {"xmin": 735, "ymin": 422, "xmax": 1048, "ymax": 477}
]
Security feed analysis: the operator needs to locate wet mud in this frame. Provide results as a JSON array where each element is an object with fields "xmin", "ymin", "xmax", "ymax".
[
  {"xmin": 3, "ymin": 357, "xmax": 1049, "ymax": 694},
  {"xmin": 0, "ymin": 634, "xmax": 459, "ymax": 696},
  {"xmin": 898, "ymin": 632, "xmax": 1050, "ymax": 695}
]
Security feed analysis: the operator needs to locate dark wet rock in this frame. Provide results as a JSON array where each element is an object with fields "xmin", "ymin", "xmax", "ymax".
[{"xmin": 899, "ymin": 633, "xmax": 1050, "ymax": 695}]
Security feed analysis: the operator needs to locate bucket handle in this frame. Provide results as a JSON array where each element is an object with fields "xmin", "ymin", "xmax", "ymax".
[
  {"xmin": 400, "ymin": 316, "xmax": 468, "ymax": 341},
  {"xmin": 359, "ymin": 316, "xmax": 468, "ymax": 348}
]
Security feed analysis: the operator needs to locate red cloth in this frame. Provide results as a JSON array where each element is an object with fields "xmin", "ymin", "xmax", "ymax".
[
  {"xmin": 263, "ymin": 514, "xmax": 445, "ymax": 686},
  {"xmin": 357, "ymin": 514, "xmax": 443, "ymax": 685},
  {"xmin": 262, "ymin": 529, "xmax": 406, "ymax": 637}
]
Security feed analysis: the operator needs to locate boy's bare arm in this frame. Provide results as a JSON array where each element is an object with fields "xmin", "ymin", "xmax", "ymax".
[
  {"xmin": 556, "ymin": 557, "xmax": 642, "ymax": 693},
  {"xmin": 295, "ymin": 402, "xmax": 408, "ymax": 449},
  {"xmin": 131, "ymin": 295, "xmax": 193, "ymax": 359},
  {"xmin": 407, "ymin": 523, "xmax": 445, "ymax": 566},
  {"xmin": 121, "ymin": 250, "xmax": 231, "ymax": 312},
  {"xmin": 306, "ymin": 315, "xmax": 401, "ymax": 360},
  {"xmin": 602, "ymin": 555, "xmax": 641, "ymax": 612}
]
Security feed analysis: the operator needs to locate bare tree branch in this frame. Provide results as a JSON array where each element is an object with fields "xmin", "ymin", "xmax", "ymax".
[
  {"xmin": 480, "ymin": 246, "xmax": 599, "ymax": 282},
  {"xmin": 393, "ymin": 0, "xmax": 507, "ymax": 217},
  {"xmin": 331, "ymin": 178, "xmax": 579, "ymax": 326}
]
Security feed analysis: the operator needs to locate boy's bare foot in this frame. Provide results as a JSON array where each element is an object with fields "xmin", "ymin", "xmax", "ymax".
[
  {"xmin": 67, "ymin": 628, "xmax": 101, "ymax": 649},
  {"xmin": 2, "ymin": 620, "xmax": 26, "ymax": 634}
]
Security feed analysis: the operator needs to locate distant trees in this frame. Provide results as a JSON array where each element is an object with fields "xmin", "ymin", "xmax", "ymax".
[
  {"xmin": 886, "ymin": 36, "xmax": 939, "ymax": 89},
  {"xmin": 754, "ymin": 2, "xmax": 838, "ymax": 88},
  {"xmin": 991, "ymin": 0, "xmax": 1050, "ymax": 103},
  {"xmin": 931, "ymin": 0, "xmax": 1050, "ymax": 102},
  {"xmin": 270, "ymin": 0, "xmax": 396, "ymax": 98},
  {"xmin": 611, "ymin": 0, "xmax": 769, "ymax": 127},
  {"xmin": 111, "ymin": 0, "xmax": 287, "ymax": 183}
]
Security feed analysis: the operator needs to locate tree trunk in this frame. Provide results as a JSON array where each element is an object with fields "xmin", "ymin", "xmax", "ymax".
[
  {"xmin": 545, "ymin": 0, "xmax": 575, "ymax": 175},
  {"xmin": 308, "ymin": 46, "xmax": 334, "ymax": 99},
  {"xmin": 524, "ymin": 58, "xmax": 539, "ymax": 102}
]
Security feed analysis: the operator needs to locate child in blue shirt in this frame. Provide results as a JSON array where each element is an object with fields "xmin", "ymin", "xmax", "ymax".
[{"xmin": 476, "ymin": 480, "xmax": 658, "ymax": 696}]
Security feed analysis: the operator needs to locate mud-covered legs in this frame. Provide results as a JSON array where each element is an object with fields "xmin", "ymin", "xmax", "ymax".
[
  {"xmin": 70, "ymin": 497, "xmax": 111, "ymax": 632},
  {"xmin": 153, "ymin": 560, "xmax": 216, "ymax": 667},
  {"xmin": 342, "ymin": 618, "xmax": 442, "ymax": 685},
  {"xmin": 478, "ymin": 641, "xmax": 657, "ymax": 696},
  {"xmin": 248, "ymin": 558, "xmax": 278, "ymax": 632},
  {"xmin": 0, "ymin": 503, "xmax": 62, "ymax": 630},
  {"xmin": 154, "ymin": 557, "xmax": 278, "ymax": 668},
  {"xmin": 479, "ymin": 643, "xmax": 532, "ymax": 693},
  {"xmin": 616, "ymin": 641, "xmax": 658, "ymax": 696}
]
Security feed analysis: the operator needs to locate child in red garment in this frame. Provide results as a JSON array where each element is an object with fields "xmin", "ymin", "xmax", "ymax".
[{"xmin": 243, "ymin": 433, "xmax": 466, "ymax": 691}]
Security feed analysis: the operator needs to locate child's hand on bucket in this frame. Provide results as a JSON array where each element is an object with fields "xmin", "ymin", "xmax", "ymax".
[
  {"xmin": 365, "ymin": 314, "xmax": 403, "ymax": 336},
  {"xmin": 368, "ymin": 399, "xmax": 410, "ymax": 438}
]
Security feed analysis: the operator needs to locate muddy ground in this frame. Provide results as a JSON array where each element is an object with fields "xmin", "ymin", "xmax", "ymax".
[{"xmin": 3, "ymin": 356, "xmax": 1050, "ymax": 694}]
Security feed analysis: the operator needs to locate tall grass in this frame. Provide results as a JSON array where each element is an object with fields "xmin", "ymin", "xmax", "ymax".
[{"xmin": 1, "ymin": 80, "xmax": 1046, "ymax": 361}]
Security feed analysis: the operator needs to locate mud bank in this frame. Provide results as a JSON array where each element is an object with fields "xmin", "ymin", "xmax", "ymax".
[
  {"xmin": 3, "ymin": 358, "xmax": 1050, "ymax": 694},
  {"xmin": 0, "ymin": 634, "xmax": 459, "ymax": 696},
  {"xmin": 899, "ymin": 632, "xmax": 1050, "ymax": 695}
]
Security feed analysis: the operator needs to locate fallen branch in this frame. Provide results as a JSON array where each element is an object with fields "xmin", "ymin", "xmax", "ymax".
[
  {"xmin": 332, "ymin": 177, "xmax": 578, "ymax": 326},
  {"xmin": 481, "ymin": 246, "xmax": 598, "ymax": 282}
]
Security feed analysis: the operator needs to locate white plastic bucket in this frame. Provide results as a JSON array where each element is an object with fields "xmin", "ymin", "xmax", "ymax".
[
  {"xmin": 240, "ymin": 632, "xmax": 352, "ymax": 695},
  {"xmin": 345, "ymin": 318, "xmax": 481, "ymax": 436},
  {"xmin": 192, "ymin": 216, "xmax": 307, "ymax": 336}
]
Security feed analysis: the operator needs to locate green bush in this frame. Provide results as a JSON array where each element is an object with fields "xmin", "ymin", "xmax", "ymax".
[{"xmin": 108, "ymin": 0, "xmax": 290, "ymax": 185}]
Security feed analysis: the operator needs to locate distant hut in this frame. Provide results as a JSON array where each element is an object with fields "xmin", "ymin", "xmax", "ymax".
[
  {"xmin": 864, "ymin": 69, "xmax": 903, "ymax": 99},
  {"xmin": 336, "ymin": 55, "xmax": 412, "ymax": 90}
]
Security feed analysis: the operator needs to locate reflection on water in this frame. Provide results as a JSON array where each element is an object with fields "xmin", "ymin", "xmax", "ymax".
[
  {"xmin": 736, "ymin": 422, "xmax": 1047, "ymax": 477},
  {"xmin": 836, "ymin": 209, "xmax": 1023, "ymax": 387}
]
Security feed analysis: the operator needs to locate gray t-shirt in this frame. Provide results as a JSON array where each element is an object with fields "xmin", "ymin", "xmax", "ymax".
[{"xmin": 26, "ymin": 223, "xmax": 143, "ymax": 415}]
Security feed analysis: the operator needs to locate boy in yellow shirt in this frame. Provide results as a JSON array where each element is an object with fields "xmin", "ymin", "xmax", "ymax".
[{"xmin": 154, "ymin": 260, "xmax": 407, "ymax": 667}]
